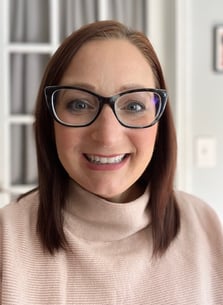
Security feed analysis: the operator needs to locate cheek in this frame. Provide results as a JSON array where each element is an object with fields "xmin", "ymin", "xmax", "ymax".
[
  {"xmin": 55, "ymin": 127, "xmax": 69, "ymax": 151},
  {"xmin": 133, "ymin": 125, "xmax": 158, "ymax": 158},
  {"xmin": 54, "ymin": 124, "xmax": 79, "ymax": 153}
]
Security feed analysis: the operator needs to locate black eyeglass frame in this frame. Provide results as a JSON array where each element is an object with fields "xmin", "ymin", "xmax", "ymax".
[{"xmin": 44, "ymin": 85, "xmax": 168, "ymax": 129}]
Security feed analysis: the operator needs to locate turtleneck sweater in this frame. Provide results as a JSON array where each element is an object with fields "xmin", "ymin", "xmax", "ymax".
[{"xmin": 0, "ymin": 183, "xmax": 223, "ymax": 305}]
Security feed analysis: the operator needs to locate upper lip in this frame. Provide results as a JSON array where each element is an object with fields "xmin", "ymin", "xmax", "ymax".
[{"xmin": 84, "ymin": 153, "xmax": 126, "ymax": 157}]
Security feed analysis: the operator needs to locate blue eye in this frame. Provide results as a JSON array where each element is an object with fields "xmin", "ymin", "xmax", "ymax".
[
  {"xmin": 125, "ymin": 101, "xmax": 145, "ymax": 112},
  {"xmin": 66, "ymin": 99, "xmax": 91, "ymax": 112}
]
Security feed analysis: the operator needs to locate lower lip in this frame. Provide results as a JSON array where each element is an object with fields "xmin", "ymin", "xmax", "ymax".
[{"xmin": 83, "ymin": 155, "xmax": 129, "ymax": 171}]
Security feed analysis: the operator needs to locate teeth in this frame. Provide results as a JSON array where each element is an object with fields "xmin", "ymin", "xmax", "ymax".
[{"xmin": 86, "ymin": 154, "xmax": 126, "ymax": 164}]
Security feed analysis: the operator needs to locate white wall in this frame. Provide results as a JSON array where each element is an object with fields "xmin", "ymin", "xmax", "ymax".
[
  {"xmin": 150, "ymin": 0, "xmax": 223, "ymax": 220},
  {"xmin": 181, "ymin": 0, "xmax": 223, "ymax": 219}
]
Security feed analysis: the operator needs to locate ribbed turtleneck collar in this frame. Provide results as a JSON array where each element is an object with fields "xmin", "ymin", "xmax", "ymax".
[{"xmin": 64, "ymin": 182, "xmax": 151, "ymax": 242}]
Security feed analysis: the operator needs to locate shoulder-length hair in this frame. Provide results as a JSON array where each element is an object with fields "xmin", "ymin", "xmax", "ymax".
[{"xmin": 33, "ymin": 20, "xmax": 180, "ymax": 256}]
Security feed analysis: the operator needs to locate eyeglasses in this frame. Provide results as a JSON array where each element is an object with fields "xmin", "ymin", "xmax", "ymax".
[{"xmin": 44, "ymin": 86, "xmax": 168, "ymax": 129}]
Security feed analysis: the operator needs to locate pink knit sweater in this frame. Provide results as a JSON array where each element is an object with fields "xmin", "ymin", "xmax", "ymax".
[{"xmin": 0, "ymin": 183, "xmax": 223, "ymax": 304}]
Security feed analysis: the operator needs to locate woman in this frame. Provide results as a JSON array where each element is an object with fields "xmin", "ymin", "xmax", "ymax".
[{"xmin": 1, "ymin": 20, "xmax": 222, "ymax": 305}]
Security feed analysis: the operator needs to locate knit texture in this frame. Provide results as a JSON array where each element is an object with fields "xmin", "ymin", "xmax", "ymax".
[{"xmin": 0, "ymin": 183, "xmax": 223, "ymax": 305}]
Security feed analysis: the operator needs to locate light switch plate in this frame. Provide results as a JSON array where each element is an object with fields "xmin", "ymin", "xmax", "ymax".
[{"xmin": 195, "ymin": 137, "xmax": 217, "ymax": 168}]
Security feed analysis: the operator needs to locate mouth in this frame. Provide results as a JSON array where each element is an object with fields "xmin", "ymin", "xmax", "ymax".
[{"xmin": 84, "ymin": 154, "xmax": 128, "ymax": 164}]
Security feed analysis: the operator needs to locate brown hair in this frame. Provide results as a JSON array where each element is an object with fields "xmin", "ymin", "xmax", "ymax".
[{"xmin": 33, "ymin": 20, "xmax": 180, "ymax": 256}]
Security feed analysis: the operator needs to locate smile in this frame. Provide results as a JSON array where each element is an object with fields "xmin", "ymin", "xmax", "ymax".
[{"xmin": 85, "ymin": 154, "xmax": 127, "ymax": 164}]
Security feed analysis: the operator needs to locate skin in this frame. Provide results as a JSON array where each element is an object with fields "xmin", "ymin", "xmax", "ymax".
[{"xmin": 54, "ymin": 39, "xmax": 158, "ymax": 203}]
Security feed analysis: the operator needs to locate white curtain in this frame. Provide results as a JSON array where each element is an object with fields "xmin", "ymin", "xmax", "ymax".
[
  {"xmin": 60, "ymin": 0, "xmax": 147, "ymax": 38},
  {"xmin": 9, "ymin": 0, "xmax": 147, "ymax": 185},
  {"xmin": 10, "ymin": 0, "xmax": 50, "ymax": 185}
]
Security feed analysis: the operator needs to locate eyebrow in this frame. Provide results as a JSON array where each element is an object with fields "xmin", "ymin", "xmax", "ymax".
[
  {"xmin": 60, "ymin": 82, "xmax": 96, "ymax": 91},
  {"xmin": 118, "ymin": 84, "xmax": 149, "ymax": 91},
  {"xmin": 60, "ymin": 82, "xmax": 150, "ymax": 93}
]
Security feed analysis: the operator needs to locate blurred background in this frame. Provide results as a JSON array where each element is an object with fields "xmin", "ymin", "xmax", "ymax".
[{"xmin": 0, "ymin": 0, "xmax": 222, "ymax": 220}]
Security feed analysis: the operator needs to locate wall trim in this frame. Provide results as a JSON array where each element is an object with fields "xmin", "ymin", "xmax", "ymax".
[{"xmin": 174, "ymin": 0, "xmax": 193, "ymax": 191}]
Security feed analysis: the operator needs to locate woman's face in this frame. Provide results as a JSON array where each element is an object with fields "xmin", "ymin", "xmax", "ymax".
[{"xmin": 54, "ymin": 39, "xmax": 158, "ymax": 202}]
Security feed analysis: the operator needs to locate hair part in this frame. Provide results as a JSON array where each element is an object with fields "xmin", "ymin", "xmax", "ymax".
[{"xmin": 28, "ymin": 20, "xmax": 180, "ymax": 256}]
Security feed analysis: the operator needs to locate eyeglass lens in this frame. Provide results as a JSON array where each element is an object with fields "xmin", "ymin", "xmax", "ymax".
[{"xmin": 51, "ymin": 88, "xmax": 162, "ymax": 127}]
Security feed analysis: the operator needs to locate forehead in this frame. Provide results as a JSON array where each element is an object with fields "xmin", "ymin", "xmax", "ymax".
[
  {"xmin": 60, "ymin": 39, "xmax": 155, "ymax": 93},
  {"xmin": 72, "ymin": 38, "xmax": 150, "ymax": 67}
]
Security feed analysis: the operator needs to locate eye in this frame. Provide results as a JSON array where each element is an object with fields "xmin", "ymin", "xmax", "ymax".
[
  {"xmin": 65, "ymin": 99, "xmax": 93, "ymax": 112},
  {"xmin": 124, "ymin": 101, "xmax": 146, "ymax": 112}
]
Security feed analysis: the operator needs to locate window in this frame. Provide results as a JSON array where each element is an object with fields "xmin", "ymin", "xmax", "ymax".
[{"xmin": 0, "ymin": 0, "xmax": 149, "ymax": 206}]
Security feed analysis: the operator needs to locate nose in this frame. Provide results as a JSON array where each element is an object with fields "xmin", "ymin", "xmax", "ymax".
[{"xmin": 90, "ymin": 105, "xmax": 123, "ymax": 146}]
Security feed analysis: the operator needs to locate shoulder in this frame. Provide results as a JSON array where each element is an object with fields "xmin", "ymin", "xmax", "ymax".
[
  {"xmin": 175, "ymin": 190, "xmax": 223, "ymax": 244},
  {"xmin": 0, "ymin": 190, "xmax": 39, "ymax": 218},
  {"xmin": 0, "ymin": 190, "xmax": 39, "ymax": 236},
  {"xmin": 175, "ymin": 190, "xmax": 221, "ymax": 222}
]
